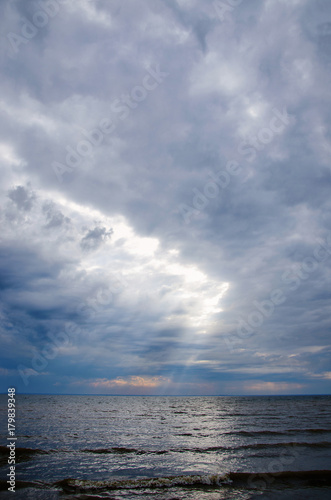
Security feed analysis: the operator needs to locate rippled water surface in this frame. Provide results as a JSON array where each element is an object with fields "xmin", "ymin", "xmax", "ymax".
[{"xmin": 1, "ymin": 395, "xmax": 331, "ymax": 499}]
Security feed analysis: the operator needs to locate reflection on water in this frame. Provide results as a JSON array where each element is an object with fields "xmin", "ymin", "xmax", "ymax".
[{"xmin": 0, "ymin": 395, "xmax": 330, "ymax": 499}]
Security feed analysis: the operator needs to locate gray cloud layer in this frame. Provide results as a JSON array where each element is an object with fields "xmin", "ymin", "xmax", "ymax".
[{"xmin": 0, "ymin": 0, "xmax": 331, "ymax": 394}]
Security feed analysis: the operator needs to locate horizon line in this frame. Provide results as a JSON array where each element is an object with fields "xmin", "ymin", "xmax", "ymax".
[{"xmin": 1, "ymin": 392, "xmax": 330, "ymax": 397}]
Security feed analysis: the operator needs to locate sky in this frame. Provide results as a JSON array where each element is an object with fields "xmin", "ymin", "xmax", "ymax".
[{"xmin": 0, "ymin": 0, "xmax": 331, "ymax": 395}]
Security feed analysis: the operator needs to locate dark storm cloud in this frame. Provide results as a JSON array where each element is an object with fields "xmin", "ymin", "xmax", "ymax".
[
  {"xmin": 42, "ymin": 201, "xmax": 71, "ymax": 229},
  {"xmin": 7, "ymin": 185, "xmax": 36, "ymax": 211},
  {"xmin": 0, "ymin": 0, "xmax": 331, "ymax": 394},
  {"xmin": 80, "ymin": 226, "xmax": 113, "ymax": 251}
]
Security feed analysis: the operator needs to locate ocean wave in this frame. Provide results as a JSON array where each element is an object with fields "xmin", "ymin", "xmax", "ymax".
[
  {"xmin": 0, "ymin": 445, "xmax": 49, "ymax": 462},
  {"xmin": 238, "ymin": 441, "xmax": 331, "ymax": 450},
  {"xmin": 82, "ymin": 447, "xmax": 146, "ymax": 455},
  {"xmin": 80, "ymin": 440, "xmax": 331, "ymax": 455},
  {"xmin": 54, "ymin": 470, "xmax": 331, "ymax": 493},
  {"xmin": 2, "ymin": 440, "xmax": 329, "ymax": 462},
  {"xmin": 226, "ymin": 428, "xmax": 331, "ymax": 436},
  {"xmin": 55, "ymin": 473, "xmax": 231, "ymax": 492},
  {"xmin": 82, "ymin": 446, "xmax": 171, "ymax": 455},
  {"xmin": 0, "ymin": 480, "xmax": 46, "ymax": 492},
  {"xmin": 2, "ymin": 470, "xmax": 330, "ymax": 493},
  {"xmin": 188, "ymin": 441, "xmax": 331, "ymax": 452}
]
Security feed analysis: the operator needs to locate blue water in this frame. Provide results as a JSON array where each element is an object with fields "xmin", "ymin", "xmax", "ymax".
[{"xmin": 0, "ymin": 395, "xmax": 331, "ymax": 499}]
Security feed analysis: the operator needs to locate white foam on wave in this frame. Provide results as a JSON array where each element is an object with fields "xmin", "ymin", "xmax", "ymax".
[{"xmin": 64, "ymin": 473, "xmax": 232, "ymax": 491}]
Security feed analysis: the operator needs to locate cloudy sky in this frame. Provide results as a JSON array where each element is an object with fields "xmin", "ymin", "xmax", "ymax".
[{"xmin": 1, "ymin": 0, "xmax": 331, "ymax": 395}]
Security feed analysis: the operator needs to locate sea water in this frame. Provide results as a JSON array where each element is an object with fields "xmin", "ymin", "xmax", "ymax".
[{"xmin": 0, "ymin": 395, "xmax": 331, "ymax": 499}]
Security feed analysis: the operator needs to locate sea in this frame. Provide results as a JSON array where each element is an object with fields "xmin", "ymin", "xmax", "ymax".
[{"xmin": 0, "ymin": 395, "xmax": 331, "ymax": 499}]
